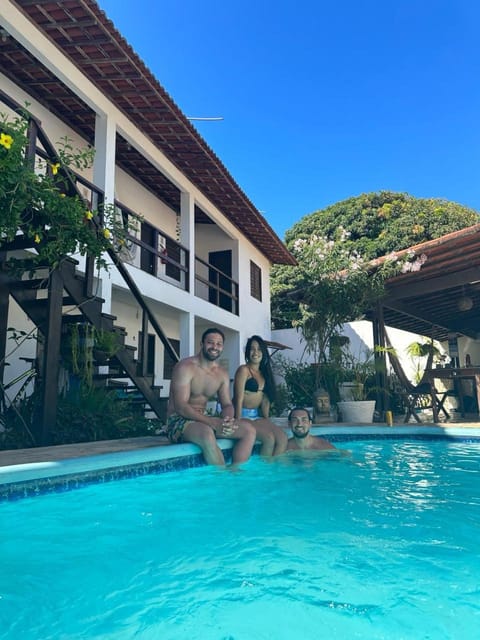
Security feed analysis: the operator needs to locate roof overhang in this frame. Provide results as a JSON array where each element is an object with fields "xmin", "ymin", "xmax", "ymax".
[{"xmin": 1, "ymin": 0, "xmax": 295, "ymax": 266}]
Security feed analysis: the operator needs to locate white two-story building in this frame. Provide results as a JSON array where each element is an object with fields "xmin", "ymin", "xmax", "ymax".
[{"xmin": 0, "ymin": 0, "xmax": 295, "ymax": 436}]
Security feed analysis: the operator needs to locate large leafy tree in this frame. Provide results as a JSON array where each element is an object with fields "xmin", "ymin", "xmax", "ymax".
[
  {"xmin": 284, "ymin": 190, "xmax": 478, "ymax": 260},
  {"xmin": 271, "ymin": 191, "xmax": 479, "ymax": 360}
]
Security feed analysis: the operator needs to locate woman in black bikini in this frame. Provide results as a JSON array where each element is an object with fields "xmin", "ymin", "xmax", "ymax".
[{"xmin": 233, "ymin": 335, "xmax": 288, "ymax": 456}]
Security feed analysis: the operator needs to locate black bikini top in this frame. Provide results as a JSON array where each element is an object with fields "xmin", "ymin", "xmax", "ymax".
[
  {"xmin": 245, "ymin": 376, "xmax": 260, "ymax": 393},
  {"xmin": 244, "ymin": 369, "xmax": 264, "ymax": 393}
]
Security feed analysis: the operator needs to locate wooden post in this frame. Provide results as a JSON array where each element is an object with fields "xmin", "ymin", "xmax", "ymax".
[
  {"xmin": 0, "ymin": 278, "xmax": 9, "ymax": 386},
  {"xmin": 139, "ymin": 309, "xmax": 149, "ymax": 377},
  {"xmin": 372, "ymin": 302, "xmax": 388, "ymax": 417},
  {"xmin": 39, "ymin": 269, "xmax": 64, "ymax": 445}
]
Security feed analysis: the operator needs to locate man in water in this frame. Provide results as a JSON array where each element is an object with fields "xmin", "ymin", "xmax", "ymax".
[
  {"xmin": 287, "ymin": 407, "xmax": 336, "ymax": 451},
  {"xmin": 166, "ymin": 327, "xmax": 257, "ymax": 465}
]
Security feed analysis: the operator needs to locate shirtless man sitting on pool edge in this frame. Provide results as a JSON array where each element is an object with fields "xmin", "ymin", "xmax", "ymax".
[{"xmin": 166, "ymin": 328, "xmax": 256, "ymax": 466}]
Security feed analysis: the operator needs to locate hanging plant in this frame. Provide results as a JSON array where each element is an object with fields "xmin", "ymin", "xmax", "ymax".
[
  {"xmin": 81, "ymin": 324, "xmax": 95, "ymax": 389},
  {"xmin": 62, "ymin": 323, "xmax": 95, "ymax": 388},
  {"xmin": 70, "ymin": 323, "xmax": 80, "ymax": 375},
  {"xmin": 93, "ymin": 328, "xmax": 120, "ymax": 364}
]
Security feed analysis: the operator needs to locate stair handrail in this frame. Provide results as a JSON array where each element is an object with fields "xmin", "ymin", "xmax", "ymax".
[{"xmin": 0, "ymin": 88, "xmax": 179, "ymax": 364}]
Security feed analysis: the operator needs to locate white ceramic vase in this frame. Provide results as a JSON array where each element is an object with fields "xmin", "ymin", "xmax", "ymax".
[{"xmin": 337, "ymin": 400, "xmax": 376, "ymax": 423}]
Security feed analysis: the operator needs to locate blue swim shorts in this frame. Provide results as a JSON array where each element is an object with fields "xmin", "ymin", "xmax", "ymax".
[{"xmin": 241, "ymin": 407, "xmax": 259, "ymax": 420}]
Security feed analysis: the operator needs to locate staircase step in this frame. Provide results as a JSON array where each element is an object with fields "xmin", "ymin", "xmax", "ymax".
[
  {"xmin": 105, "ymin": 382, "xmax": 163, "ymax": 393},
  {"xmin": 93, "ymin": 372, "xmax": 132, "ymax": 380},
  {"xmin": 112, "ymin": 324, "xmax": 127, "ymax": 335},
  {"xmin": 62, "ymin": 314, "xmax": 90, "ymax": 325},
  {"xmin": 9, "ymin": 278, "xmax": 50, "ymax": 291},
  {"xmin": 101, "ymin": 312, "xmax": 117, "ymax": 322},
  {"xmin": 0, "ymin": 236, "xmax": 39, "ymax": 252}
]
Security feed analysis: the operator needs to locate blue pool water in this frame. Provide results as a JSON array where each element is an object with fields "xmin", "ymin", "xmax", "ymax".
[{"xmin": 1, "ymin": 440, "xmax": 480, "ymax": 639}]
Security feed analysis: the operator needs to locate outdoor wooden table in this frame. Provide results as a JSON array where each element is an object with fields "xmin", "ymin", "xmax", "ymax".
[{"xmin": 425, "ymin": 367, "xmax": 480, "ymax": 420}]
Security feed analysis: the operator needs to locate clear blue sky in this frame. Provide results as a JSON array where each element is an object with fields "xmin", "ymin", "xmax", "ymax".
[{"xmin": 98, "ymin": 0, "xmax": 480, "ymax": 240}]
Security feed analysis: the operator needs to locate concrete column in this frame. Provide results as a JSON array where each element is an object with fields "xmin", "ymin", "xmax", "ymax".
[
  {"xmin": 179, "ymin": 312, "xmax": 195, "ymax": 359},
  {"xmin": 180, "ymin": 191, "xmax": 195, "ymax": 295},
  {"xmin": 93, "ymin": 113, "xmax": 116, "ymax": 313}
]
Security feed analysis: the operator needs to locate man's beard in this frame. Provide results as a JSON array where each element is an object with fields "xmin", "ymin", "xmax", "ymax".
[
  {"xmin": 203, "ymin": 347, "xmax": 221, "ymax": 361},
  {"xmin": 292, "ymin": 428, "xmax": 309, "ymax": 439}
]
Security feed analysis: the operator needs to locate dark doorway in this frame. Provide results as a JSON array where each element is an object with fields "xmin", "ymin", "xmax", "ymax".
[
  {"xmin": 139, "ymin": 332, "xmax": 156, "ymax": 375},
  {"xmin": 209, "ymin": 250, "xmax": 232, "ymax": 312},
  {"xmin": 165, "ymin": 236, "xmax": 181, "ymax": 281},
  {"xmin": 140, "ymin": 222, "xmax": 156, "ymax": 275}
]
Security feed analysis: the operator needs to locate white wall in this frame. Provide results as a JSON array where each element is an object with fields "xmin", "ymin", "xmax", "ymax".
[
  {"xmin": 0, "ymin": 14, "xmax": 278, "ymax": 394},
  {"xmin": 2, "ymin": 299, "xmax": 37, "ymax": 402},
  {"xmin": 271, "ymin": 321, "xmax": 447, "ymax": 383},
  {"xmin": 457, "ymin": 336, "xmax": 480, "ymax": 367},
  {"xmin": 114, "ymin": 166, "xmax": 177, "ymax": 237}
]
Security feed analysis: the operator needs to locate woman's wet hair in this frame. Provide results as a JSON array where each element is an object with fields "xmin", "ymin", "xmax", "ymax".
[
  {"xmin": 245, "ymin": 335, "xmax": 268, "ymax": 365},
  {"xmin": 245, "ymin": 335, "xmax": 276, "ymax": 403}
]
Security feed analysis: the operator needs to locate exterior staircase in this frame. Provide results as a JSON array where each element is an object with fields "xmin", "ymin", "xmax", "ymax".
[
  {"xmin": 2, "ymin": 255, "xmax": 171, "ymax": 443},
  {"xmin": 0, "ymin": 91, "xmax": 178, "ymax": 445}
]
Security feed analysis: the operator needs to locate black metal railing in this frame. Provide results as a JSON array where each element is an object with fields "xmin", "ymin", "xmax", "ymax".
[
  {"xmin": 194, "ymin": 256, "xmax": 239, "ymax": 315},
  {"xmin": 113, "ymin": 202, "xmax": 189, "ymax": 291},
  {"xmin": 0, "ymin": 89, "xmax": 179, "ymax": 363},
  {"xmin": 1, "ymin": 90, "xmax": 238, "ymax": 318}
]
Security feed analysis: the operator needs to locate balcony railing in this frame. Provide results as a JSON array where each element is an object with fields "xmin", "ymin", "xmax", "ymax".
[
  {"xmin": 114, "ymin": 206, "xmax": 239, "ymax": 315},
  {"xmin": 114, "ymin": 202, "xmax": 189, "ymax": 291},
  {"xmin": 194, "ymin": 256, "xmax": 239, "ymax": 315},
  {"xmin": 5, "ymin": 91, "xmax": 237, "ymax": 314}
]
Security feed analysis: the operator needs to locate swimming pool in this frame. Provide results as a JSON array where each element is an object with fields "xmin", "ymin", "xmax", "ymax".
[{"xmin": 1, "ymin": 438, "xmax": 480, "ymax": 639}]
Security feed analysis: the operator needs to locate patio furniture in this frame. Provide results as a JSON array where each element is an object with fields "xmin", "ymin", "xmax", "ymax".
[
  {"xmin": 425, "ymin": 367, "xmax": 480, "ymax": 420},
  {"xmin": 401, "ymin": 383, "xmax": 450, "ymax": 423}
]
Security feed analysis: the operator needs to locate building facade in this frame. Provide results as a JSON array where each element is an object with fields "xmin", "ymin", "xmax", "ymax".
[{"xmin": 0, "ymin": 0, "xmax": 294, "ymax": 435}]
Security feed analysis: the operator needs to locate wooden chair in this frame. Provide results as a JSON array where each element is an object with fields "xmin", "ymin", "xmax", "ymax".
[{"xmin": 402, "ymin": 384, "xmax": 450, "ymax": 423}]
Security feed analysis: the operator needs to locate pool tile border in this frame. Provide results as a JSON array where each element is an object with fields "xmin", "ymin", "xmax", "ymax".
[{"xmin": 1, "ymin": 427, "xmax": 480, "ymax": 502}]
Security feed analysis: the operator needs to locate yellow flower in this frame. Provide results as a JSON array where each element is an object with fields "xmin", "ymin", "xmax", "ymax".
[
  {"xmin": 34, "ymin": 233, "xmax": 41, "ymax": 244},
  {"xmin": 0, "ymin": 132, "xmax": 13, "ymax": 149},
  {"xmin": 85, "ymin": 210, "xmax": 93, "ymax": 220},
  {"xmin": 412, "ymin": 224, "xmax": 424, "ymax": 235},
  {"xmin": 103, "ymin": 228, "xmax": 111, "ymax": 239},
  {"xmin": 51, "ymin": 162, "xmax": 60, "ymax": 175}
]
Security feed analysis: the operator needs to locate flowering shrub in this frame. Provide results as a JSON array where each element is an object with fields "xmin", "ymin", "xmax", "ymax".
[
  {"xmin": 0, "ymin": 109, "xmax": 135, "ymax": 271},
  {"xmin": 279, "ymin": 226, "xmax": 425, "ymax": 367}
]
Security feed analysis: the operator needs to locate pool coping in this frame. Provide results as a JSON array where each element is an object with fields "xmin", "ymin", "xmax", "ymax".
[{"xmin": 2, "ymin": 425, "xmax": 480, "ymax": 501}]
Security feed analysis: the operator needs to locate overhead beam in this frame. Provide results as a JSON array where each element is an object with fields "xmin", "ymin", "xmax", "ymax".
[
  {"xmin": 386, "ymin": 266, "xmax": 480, "ymax": 300},
  {"xmin": 383, "ymin": 299, "xmax": 479, "ymax": 339}
]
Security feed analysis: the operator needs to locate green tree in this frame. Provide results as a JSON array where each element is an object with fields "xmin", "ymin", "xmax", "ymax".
[
  {"xmin": 273, "ymin": 226, "xmax": 405, "ymax": 374},
  {"xmin": 272, "ymin": 191, "xmax": 479, "ymax": 333}
]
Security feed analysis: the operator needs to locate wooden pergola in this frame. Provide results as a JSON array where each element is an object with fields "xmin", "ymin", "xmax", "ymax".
[
  {"xmin": 369, "ymin": 224, "xmax": 480, "ymax": 342},
  {"xmin": 367, "ymin": 224, "xmax": 480, "ymax": 415}
]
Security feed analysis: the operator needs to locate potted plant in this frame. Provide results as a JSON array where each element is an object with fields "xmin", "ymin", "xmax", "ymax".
[
  {"xmin": 337, "ymin": 347, "xmax": 377, "ymax": 423},
  {"xmin": 93, "ymin": 328, "xmax": 120, "ymax": 364},
  {"xmin": 271, "ymin": 225, "xmax": 427, "ymax": 421}
]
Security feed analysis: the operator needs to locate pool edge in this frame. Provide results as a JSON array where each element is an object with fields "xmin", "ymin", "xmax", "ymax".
[{"xmin": 2, "ymin": 426, "xmax": 480, "ymax": 501}]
